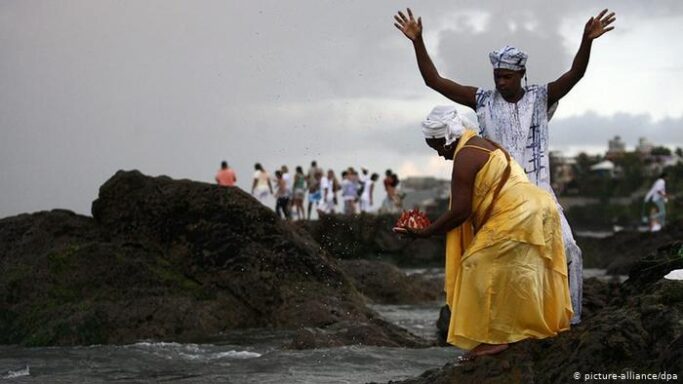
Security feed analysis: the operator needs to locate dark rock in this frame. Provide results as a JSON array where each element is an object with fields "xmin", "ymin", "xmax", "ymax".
[
  {"xmin": 384, "ymin": 240, "xmax": 683, "ymax": 384},
  {"xmin": 287, "ymin": 318, "xmax": 430, "ymax": 350},
  {"xmin": 0, "ymin": 170, "xmax": 425, "ymax": 347},
  {"xmin": 576, "ymin": 220, "xmax": 683, "ymax": 273},
  {"xmin": 623, "ymin": 241, "xmax": 683, "ymax": 289},
  {"xmin": 435, "ymin": 305, "xmax": 450, "ymax": 346},
  {"xmin": 338, "ymin": 259, "xmax": 442, "ymax": 304}
]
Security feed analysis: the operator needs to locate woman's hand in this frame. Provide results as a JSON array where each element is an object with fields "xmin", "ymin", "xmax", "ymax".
[
  {"xmin": 394, "ymin": 8, "xmax": 422, "ymax": 42},
  {"xmin": 393, "ymin": 226, "xmax": 429, "ymax": 238}
]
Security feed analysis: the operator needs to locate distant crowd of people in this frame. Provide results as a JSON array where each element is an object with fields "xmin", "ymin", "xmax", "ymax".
[{"xmin": 214, "ymin": 160, "xmax": 405, "ymax": 220}]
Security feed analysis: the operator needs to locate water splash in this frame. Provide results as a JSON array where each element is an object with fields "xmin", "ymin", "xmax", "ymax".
[
  {"xmin": 1, "ymin": 365, "xmax": 30, "ymax": 379},
  {"xmin": 126, "ymin": 342, "xmax": 262, "ymax": 361}
]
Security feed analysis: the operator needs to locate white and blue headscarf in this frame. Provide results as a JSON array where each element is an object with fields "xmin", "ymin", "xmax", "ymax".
[{"xmin": 489, "ymin": 45, "xmax": 527, "ymax": 71}]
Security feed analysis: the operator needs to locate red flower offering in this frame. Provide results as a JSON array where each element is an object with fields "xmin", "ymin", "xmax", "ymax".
[{"xmin": 395, "ymin": 209, "xmax": 431, "ymax": 230}]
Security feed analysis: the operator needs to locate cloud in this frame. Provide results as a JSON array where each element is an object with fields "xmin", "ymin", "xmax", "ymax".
[
  {"xmin": 1, "ymin": 0, "xmax": 683, "ymax": 217},
  {"xmin": 549, "ymin": 112, "xmax": 683, "ymax": 154}
]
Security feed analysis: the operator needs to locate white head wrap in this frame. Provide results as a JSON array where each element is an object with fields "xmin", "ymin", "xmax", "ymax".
[
  {"xmin": 421, "ymin": 105, "xmax": 478, "ymax": 146},
  {"xmin": 489, "ymin": 45, "xmax": 527, "ymax": 71}
]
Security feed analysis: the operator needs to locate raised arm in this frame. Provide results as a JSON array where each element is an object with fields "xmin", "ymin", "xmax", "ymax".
[
  {"xmin": 548, "ymin": 9, "xmax": 616, "ymax": 106},
  {"xmin": 394, "ymin": 8, "xmax": 477, "ymax": 109}
]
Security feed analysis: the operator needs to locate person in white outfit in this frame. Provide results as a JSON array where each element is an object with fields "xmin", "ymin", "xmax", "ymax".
[
  {"xmin": 251, "ymin": 163, "xmax": 273, "ymax": 205},
  {"xmin": 360, "ymin": 173, "xmax": 379, "ymax": 213},
  {"xmin": 395, "ymin": 7, "xmax": 616, "ymax": 324},
  {"xmin": 644, "ymin": 172, "xmax": 668, "ymax": 228},
  {"xmin": 317, "ymin": 169, "xmax": 338, "ymax": 214}
]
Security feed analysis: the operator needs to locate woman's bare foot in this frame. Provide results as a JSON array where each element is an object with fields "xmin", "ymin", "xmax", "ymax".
[
  {"xmin": 472, "ymin": 343, "xmax": 509, "ymax": 356},
  {"xmin": 458, "ymin": 343, "xmax": 509, "ymax": 362}
]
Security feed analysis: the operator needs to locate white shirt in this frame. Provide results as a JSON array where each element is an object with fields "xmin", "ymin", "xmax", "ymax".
[
  {"xmin": 320, "ymin": 176, "xmax": 333, "ymax": 202},
  {"xmin": 361, "ymin": 180, "xmax": 374, "ymax": 201},
  {"xmin": 253, "ymin": 170, "xmax": 270, "ymax": 190},
  {"xmin": 282, "ymin": 172, "xmax": 293, "ymax": 193},
  {"xmin": 476, "ymin": 84, "xmax": 557, "ymax": 192},
  {"xmin": 645, "ymin": 178, "xmax": 666, "ymax": 202}
]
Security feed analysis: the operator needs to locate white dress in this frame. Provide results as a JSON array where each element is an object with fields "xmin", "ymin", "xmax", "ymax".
[
  {"xmin": 360, "ymin": 180, "xmax": 374, "ymax": 212},
  {"xmin": 317, "ymin": 176, "xmax": 335, "ymax": 213},
  {"xmin": 476, "ymin": 84, "xmax": 583, "ymax": 325},
  {"xmin": 252, "ymin": 170, "xmax": 271, "ymax": 204}
]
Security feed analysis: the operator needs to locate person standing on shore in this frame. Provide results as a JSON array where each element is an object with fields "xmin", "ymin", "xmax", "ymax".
[
  {"xmin": 360, "ymin": 173, "xmax": 379, "ymax": 213},
  {"xmin": 251, "ymin": 163, "xmax": 273, "ymax": 205},
  {"xmin": 281, "ymin": 165, "xmax": 293, "ymax": 197},
  {"xmin": 274, "ymin": 170, "xmax": 291, "ymax": 220},
  {"xmin": 341, "ymin": 170, "xmax": 358, "ymax": 214},
  {"xmin": 381, "ymin": 169, "xmax": 398, "ymax": 213},
  {"xmin": 215, "ymin": 161, "xmax": 236, "ymax": 187},
  {"xmin": 292, "ymin": 166, "xmax": 307, "ymax": 220},
  {"xmin": 644, "ymin": 172, "xmax": 668, "ymax": 228},
  {"xmin": 318, "ymin": 169, "xmax": 339, "ymax": 215},
  {"xmin": 307, "ymin": 161, "xmax": 323, "ymax": 219},
  {"xmin": 394, "ymin": 7, "xmax": 616, "ymax": 325},
  {"xmin": 281, "ymin": 165, "xmax": 293, "ymax": 216}
]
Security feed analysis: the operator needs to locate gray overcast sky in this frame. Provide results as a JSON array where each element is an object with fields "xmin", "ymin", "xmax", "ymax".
[{"xmin": 1, "ymin": 0, "xmax": 682, "ymax": 217}]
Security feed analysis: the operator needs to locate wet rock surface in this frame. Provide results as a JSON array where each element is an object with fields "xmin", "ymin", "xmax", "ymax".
[
  {"xmin": 383, "ymin": 240, "xmax": 683, "ymax": 384},
  {"xmin": 338, "ymin": 259, "xmax": 442, "ymax": 305},
  {"xmin": 577, "ymin": 220, "xmax": 683, "ymax": 273},
  {"xmin": 287, "ymin": 317, "xmax": 430, "ymax": 350},
  {"xmin": 0, "ymin": 170, "xmax": 425, "ymax": 347}
]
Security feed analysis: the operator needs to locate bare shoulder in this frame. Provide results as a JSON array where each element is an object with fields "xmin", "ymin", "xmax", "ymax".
[
  {"xmin": 467, "ymin": 136, "xmax": 497, "ymax": 151},
  {"xmin": 453, "ymin": 138, "xmax": 491, "ymax": 177}
]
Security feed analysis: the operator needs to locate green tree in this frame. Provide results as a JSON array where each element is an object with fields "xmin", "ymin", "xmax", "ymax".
[
  {"xmin": 571, "ymin": 152, "xmax": 605, "ymax": 196},
  {"xmin": 611, "ymin": 152, "xmax": 645, "ymax": 196},
  {"xmin": 651, "ymin": 146, "xmax": 672, "ymax": 156}
]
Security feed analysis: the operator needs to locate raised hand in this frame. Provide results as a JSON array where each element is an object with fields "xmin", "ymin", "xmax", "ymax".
[
  {"xmin": 394, "ymin": 8, "xmax": 422, "ymax": 41},
  {"xmin": 584, "ymin": 9, "xmax": 616, "ymax": 40}
]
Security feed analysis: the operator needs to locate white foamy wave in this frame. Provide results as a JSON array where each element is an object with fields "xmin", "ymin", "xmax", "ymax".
[
  {"xmin": 664, "ymin": 269, "xmax": 683, "ymax": 280},
  {"xmin": 211, "ymin": 350, "xmax": 262, "ymax": 359},
  {"xmin": 1, "ymin": 365, "xmax": 30, "ymax": 379},
  {"xmin": 130, "ymin": 341, "xmax": 195, "ymax": 349},
  {"xmin": 178, "ymin": 350, "xmax": 261, "ymax": 361},
  {"xmin": 129, "ymin": 342, "xmax": 202, "ymax": 352},
  {"xmin": 127, "ymin": 342, "xmax": 261, "ymax": 361}
]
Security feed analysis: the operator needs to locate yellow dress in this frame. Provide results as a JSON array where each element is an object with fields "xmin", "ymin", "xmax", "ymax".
[{"xmin": 444, "ymin": 130, "xmax": 573, "ymax": 350}]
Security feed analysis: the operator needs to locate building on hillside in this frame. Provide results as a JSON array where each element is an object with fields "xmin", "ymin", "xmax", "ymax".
[
  {"xmin": 606, "ymin": 135, "xmax": 626, "ymax": 160},
  {"xmin": 636, "ymin": 137, "xmax": 654, "ymax": 156},
  {"xmin": 549, "ymin": 150, "xmax": 576, "ymax": 195},
  {"xmin": 589, "ymin": 160, "xmax": 616, "ymax": 178}
]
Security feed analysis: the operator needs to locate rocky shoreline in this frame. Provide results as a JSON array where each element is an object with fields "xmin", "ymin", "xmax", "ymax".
[
  {"xmin": 1, "ymin": 170, "xmax": 681, "ymax": 383},
  {"xmin": 381, "ymin": 238, "xmax": 683, "ymax": 383},
  {"xmin": 0, "ymin": 171, "xmax": 428, "ymax": 348}
]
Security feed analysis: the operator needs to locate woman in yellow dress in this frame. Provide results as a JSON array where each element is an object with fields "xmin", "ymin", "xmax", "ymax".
[{"xmin": 395, "ymin": 106, "xmax": 573, "ymax": 359}]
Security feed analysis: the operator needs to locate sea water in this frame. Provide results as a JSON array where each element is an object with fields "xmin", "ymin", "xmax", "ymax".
[
  {"xmin": 0, "ymin": 276, "xmax": 459, "ymax": 383},
  {"xmin": 0, "ymin": 268, "xmax": 618, "ymax": 383}
]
